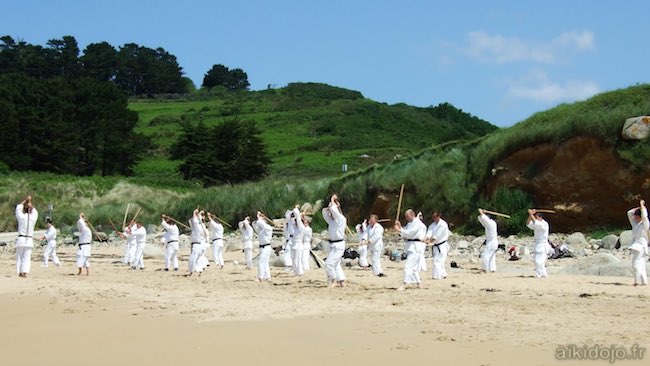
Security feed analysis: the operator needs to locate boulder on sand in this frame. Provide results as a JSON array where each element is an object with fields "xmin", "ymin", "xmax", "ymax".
[
  {"xmin": 566, "ymin": 232, "xmax": 587, "ymax": 246},
  {"xmin": 621, "ymin": 116, "xmax": 650, "ymax": 140},
  {"xmin": 618, "ymin": 230, "xmax": 633, "ymax": 248},
  {"xmin": 600, "ymin": 234, "xmax": 618, "ymax": 250},
  {"xmin": 143, "ymin": 245, "xmax": 165, "ymax": 259},
  {"xmin": 560, "ymin": 253, "xmax": 622, "ymax": 276}
]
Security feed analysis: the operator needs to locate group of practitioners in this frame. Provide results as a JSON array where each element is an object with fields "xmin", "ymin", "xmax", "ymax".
[{"xmin": 11, "ymin": 194, "xmax": 649, "ymax": 287}]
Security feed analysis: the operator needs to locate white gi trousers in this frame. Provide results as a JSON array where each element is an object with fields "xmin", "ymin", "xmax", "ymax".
[
  {"xmin": 630, "ymin": 240, "xmax": 648, "ymax": 285},
  {"xmin": 482, "ymin": 240, "xmax": 498, "ymax": 272},
  {"xmin": 16, "ymin": 246, "xmax": 33, "ymax": 274},
  {"xmin": 418, "ymin": 245, "xmax": 427, "ymax": 271},
  {"xmin": 358, "ymin": 244, "xmax": 369, "ymax": 267},
  {"xmin": 123, "ymin": 242, "xmax": 132, "ymax": 264},
  {"xmin": 432, "ymin": 242, "xmax": 449, "ymax": 279},
  {"xmin": 371, "ymin": 243, "xmax": 383, "ymax": 276},
  {"xmin": 243, "ymin": 240, "xmax": 253, "ymax": 269},
  {"xmin": 257, "ymin": 245, "xmax": 272, "ymax": 280},
  {"xmin": 188, "ymin": 243, "xmax": 203, "ymax": 273},
  {"xmin": 43, "ymin": 243, "xmax": 60, "ymax": 266},
  {"xmin": 212, "ymin": 240, "xmax": 224, "ymax": 266},
  {"xmin": 165, "ymin": 241, "xmax": 179, "ymax": 270},
  {"xmin": 76, "ymin": 244, "xmax": 91, "ymax": 268},
  {"xmin": 133, "ymin": 243, "xmax": 145, "ymax": 269},
  {"xmin": 283, "ymin": 241, "xmax": 293, "ymax": 267},
  {"xmin": 533, "ymin": 242, "xmax": 548, "ymax": 278},
  {"xmin": 127, "ymin": 243, "xmax": 137, "ymax": 266},
  {"xmin": 403, "ymin": 242, "xmax": 422, "ymax": 284},
  {"xmin": 325, "ymin": 241, "xmax": 346, "ymax": 282},
  {"xmin": 302, "ymin": 247, "xmax": 311, "ymax": 271},
  {"xmin": 292, "ymin": 245, "xmax": 304, "ymax": 276},
  {"xmin": 198, "ymin": 243, "xmax": 209, "ymax": 269}
]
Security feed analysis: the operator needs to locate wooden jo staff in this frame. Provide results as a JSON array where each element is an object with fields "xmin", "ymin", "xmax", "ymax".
[
  {"xmin": 129, "ymin": 206, "xmax": 143, "ymax": 224},
  {"xmin": 207, "ymin": 212, "xmax": 232, "ymax": 228},
  {"xmin": 533, "ymin": 209, "xmax": 556, "ymax": 214},
  {"xmin": 395, "ymin": 183, "xmax": 405, "ymax": 222},
  {"xmin": 482, "ymin": 209, "xmax": 512, "ymax": 219},
  {"xmin": 122, "ymin": 203, "xmax": 130, "ymax": 228},
  {"xmin": 162, "ymin": 214, "xmax": 191, "ymax": 230}
]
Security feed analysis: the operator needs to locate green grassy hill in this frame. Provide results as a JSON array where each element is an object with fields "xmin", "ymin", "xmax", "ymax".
[
  {"xmin": 129, "ymin": 82, "xmax": 496, "ymax": 179},
  {"xmin": 4, "ymin": 84, "xmax": 647, "ymax": 235}
]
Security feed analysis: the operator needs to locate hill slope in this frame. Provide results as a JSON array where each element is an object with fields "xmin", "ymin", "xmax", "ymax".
[
  {"xmin": 330, "ymin": 84, "xmax": 650, "ymax": 233},
  {"xmin": 129, "ymin": 83, "xmax": 496, "ymax": 179}
]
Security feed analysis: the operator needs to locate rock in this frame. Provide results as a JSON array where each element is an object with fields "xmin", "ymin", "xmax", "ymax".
[
  {"xmin": 600, "ymin": 235, "xmax": 618, "ymax": 250},
  {"xmin": 560, "ymin": 253, "xmax": 621, "ymax": 276},
  {"xmin": 621, "ymin": 116, "xmax": 650, "ymax": 140},
  {"xmin": 143, "ymin": 245, "xmax": 165, "ymax": 259},
  {"xmin": 146, "ymin": 224, "xmax": 158, "ymax": 234},
  {"xmin": 598, "ymin": 262, "xmax": 633, "ymax": 277},
  {"xmin": 566, "ymin": 232, "xmax": 587, "ymax": 246},
  {"xmin": 575, "ymin": 248, "xmax": 592, "ymax": 257},
  {"xmin": 226, "ymin": 241, "xmax": 244, "ymax": 252},
  {"xmin": 471, "ymin": 237, "xmax": 485, "ymax": 247},
  {"xmin": 618, "ymin": 230, "xmax": 633, "ymax": 248},
  {"xmin": 456, "ymin": 240, "xmax": 470, "ymax": 250},
  {"xmin": 94, "ymin": 232, "xmax": 109, "ymax": 242}
]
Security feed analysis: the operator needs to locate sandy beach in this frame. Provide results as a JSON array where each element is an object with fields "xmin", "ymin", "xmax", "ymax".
[{"xmin": 0, "ymin": 240, "xmax": 648, "ymax": 366}]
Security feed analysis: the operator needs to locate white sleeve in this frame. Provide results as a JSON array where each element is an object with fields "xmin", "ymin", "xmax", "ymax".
[
  {"xmin": 478, "ymin": 214, "xmax": 490, "ymax": 228},
  {"xmin": 15, "ymin": 204, "xmax": 23, "ymax": 218},
  {"xmin": 329, "ymin": 204, "xmax": 345, "ymax": 224},
  {"xmin": 321, "ymin": 208, "xmax": 333, "ymax": 225}
]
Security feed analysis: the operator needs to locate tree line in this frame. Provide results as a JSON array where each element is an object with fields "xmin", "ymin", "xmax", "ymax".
[{"xmin": 0, "ymin": 35, "xmax": 263, "ymax": 182}]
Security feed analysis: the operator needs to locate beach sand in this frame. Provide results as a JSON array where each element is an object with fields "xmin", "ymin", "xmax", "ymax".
[{"xmin": 0, "ymin": 243, "xmax": 647, "ymax": 366}]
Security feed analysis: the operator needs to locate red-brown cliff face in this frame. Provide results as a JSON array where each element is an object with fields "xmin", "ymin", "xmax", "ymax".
[{"xmin": 482, "ymin": 136, "xmax": 650, "ymax": 232}]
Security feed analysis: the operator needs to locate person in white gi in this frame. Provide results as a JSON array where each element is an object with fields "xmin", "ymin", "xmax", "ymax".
[
  {"xmin": 395, "ymin": 209, "xmax": 426, "ymax": 290},
  {"xmin": 478, "ymin": 209, "xmax": 498, "ymax": 273},
  {"xmin": 76, "ymin": 213, "xmax": 92, "ymax": 275},
  {"xmin": 253, "ymin": 211, "xmax": 274, "ymax": 282},
  {"xmin": 122, "ymin": 222, "xmax": 138, "ymax": 266},
  {"xmin": 426, "ymin": 211, "xmax": 450, "ymax": 280},
  {"xmin": 416, "ymin": 212, "xmax": 427, "ymax": 272},
  {"xmin": 282, "ymin": 210, "xmax": 294, "ymax": 271},
  {"xmin": 322, "ymin": 194, "xmax": 347, "ymax": 287},
  {"xmin": 161, "ymin": 214, "xmax": 180, "ymax": 271},
  {"xmin": 627, "ymin": 200, "xmax": 649, "ymax": 286},
  {"xmin": 355, "ymin": 219, "xmax": 370, "ymax": 268},
  {"xmin": 368, "ymin": 214, "xmax": 385, "ymax": 277},
  {"xmin": 198, "ymin": 213, "xmax": 211, "ymax": 270},
  {"xmin": 302, "ymin": 216, "xmax": 313, "ymax": 271},
  {"xmin": 238, "ymin": 216, "xmax": 254, "ymax": 270},
  {"xmin": 527, "ymin": 209, "xmax": 550, "ymax": 278},
  {"xmin": 188, "ymin": 209, "xmax": 208, "ymax": 276},
  {"xmin": 208, "ymin": 213, "xmax": 225, "ymax": 269},
  {"xmin": 40, "ymin": 218, "xmax": 61, "ymax": 267},
  {"xmin": 131, "ymin": 221, "xmax": 147, "ymax": 270},
  {"xmin": 15, "ymin": 195, "xmax": 38, "ymax": 277},
  {"xmin": 119, "ymin": 224, "xmax": 134, "ymax": 266},
  {"xmin": 290, "ymin": 207, "xmax": 305, "ymax": 277}
]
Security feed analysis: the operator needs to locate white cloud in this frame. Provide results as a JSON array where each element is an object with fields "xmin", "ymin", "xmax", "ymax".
[
  {"xmin": 462, "ymin": 30, "xmax": 595, "ymax": 64},
  {"xmin": 506, "ymin": 70, "xmax": 599, "ymax": 103}
]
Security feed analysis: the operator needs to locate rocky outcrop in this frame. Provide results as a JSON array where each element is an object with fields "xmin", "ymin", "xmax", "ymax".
[{"xmin": 483, "ymin": 136, "xmax": 650, "ymax": 232}]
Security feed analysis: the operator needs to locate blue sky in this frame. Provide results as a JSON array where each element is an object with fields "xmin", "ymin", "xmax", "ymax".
[{"xmin": 3, "ymin": 0, "xmax": 649, "ymax": 126}]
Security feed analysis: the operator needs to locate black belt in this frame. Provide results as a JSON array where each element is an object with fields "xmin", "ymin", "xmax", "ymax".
[
  {"xmin": 191, "ymin": 242, "xmax": 202, "ymax": 245},
  {"xmin": 406, "ymin": 239, "xmax": 421, "ymax": 242},
  {"xmin": 78, "ymin": 243, "xmax": 90, "ymax": 248},
  {"xmin": 329, "ymin": 239, "xmax": 344, "ymax": 243},
  {"xmin": 167, "ymin": 240, "xmax": 178, "ymax": 244},
  {"xmin": 433, "ymin": 240, "xmax": 447, "ymax": 247},
  {"xmin": 18, "ymin": 235, "xmax": 33, "ymax": 238},
  {"xmin": 259, "ymin": 243, "xmax": 271, "ymax": 248},
  {"xmin": 212, "ymin": 238, "xmax": 222, "ymax": 242}
]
